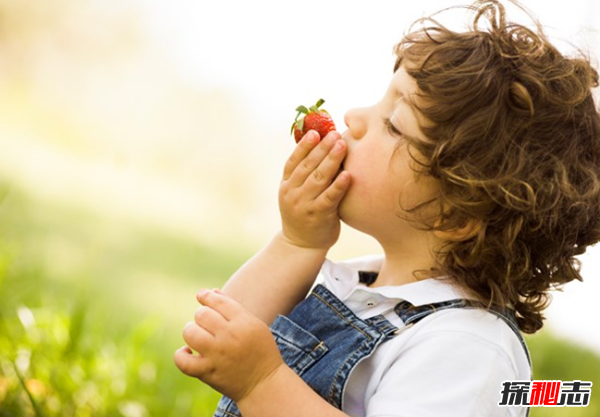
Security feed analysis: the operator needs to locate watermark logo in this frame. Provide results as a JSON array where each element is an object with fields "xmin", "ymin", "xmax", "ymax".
[{"xmin": 499, "ymin": 380, "xmax": 592, "ymax": 407}]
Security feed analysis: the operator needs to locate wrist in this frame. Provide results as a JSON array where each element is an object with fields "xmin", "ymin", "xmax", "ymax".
[
  {"xmin": 276, "ymin": 230, "xmax": 333, "ymax": 254},
  {"xmin": 236, "ymin": 363, "xmax": 349, "ymax": 417},
  {"xmin": 236, "ymin": 362, "xmax": 288, "ymax": 409}
]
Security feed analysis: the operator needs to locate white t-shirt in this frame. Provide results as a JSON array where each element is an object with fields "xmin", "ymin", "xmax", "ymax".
[{"xmin": 316, "ymin": 255, "xmax": 531, "ymax": 417}]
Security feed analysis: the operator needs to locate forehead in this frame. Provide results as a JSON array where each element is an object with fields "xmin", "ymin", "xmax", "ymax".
[
  {"xmin": 390, "ymin": 66, "xmax": 420, "ymax": 100},
  {"xmin": 390, "ymin": 66, "xmax": 434, "ymax": 131}
]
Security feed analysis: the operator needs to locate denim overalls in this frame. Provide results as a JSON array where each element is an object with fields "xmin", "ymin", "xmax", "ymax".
[{"xmin": 214, "ymin": 272, "xmax": 531, "ymax": 417}]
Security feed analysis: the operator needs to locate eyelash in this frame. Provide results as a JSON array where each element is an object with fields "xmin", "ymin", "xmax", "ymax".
[{"xmin": 383, "ymin": 117, "xmax": 404, "ymax": 138}]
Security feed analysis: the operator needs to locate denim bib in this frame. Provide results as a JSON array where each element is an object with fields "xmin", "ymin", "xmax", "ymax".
[{"xmin": 214, "ymin": 282, "xmax": 531, "ymax": 417}]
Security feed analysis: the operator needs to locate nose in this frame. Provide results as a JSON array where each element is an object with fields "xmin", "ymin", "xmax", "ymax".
[{"xmin": 344, "ymin": 107, "xmax": 368, "ymax": 141}]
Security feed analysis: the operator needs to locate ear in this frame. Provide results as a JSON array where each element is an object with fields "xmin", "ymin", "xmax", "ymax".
[{"xmin": 433, "ymin": 218, "xmax": 482, "ymax": 242}]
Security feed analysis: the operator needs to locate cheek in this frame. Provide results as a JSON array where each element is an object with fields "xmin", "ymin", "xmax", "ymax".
[
  {"xmin": 397, "ymin": 175, "xmax": 442, "ymax": 218},
  {"xmin": 345, "ymin": 141, "xmax": 388, "ymax": 180},
  {"xmin": 346, "ymin": 156, "xmax": 386, "ymax": 196},
  {"xmin": 347, "ymin": 163, "xmax": 401, "ymax": 215}
]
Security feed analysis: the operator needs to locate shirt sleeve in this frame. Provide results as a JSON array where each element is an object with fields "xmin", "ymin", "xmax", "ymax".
[{"xmin": 365, "ymin": 330, "xmax": 526, "ymax": 417}]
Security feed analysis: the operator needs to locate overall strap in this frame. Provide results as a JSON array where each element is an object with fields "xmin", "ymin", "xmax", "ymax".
[
  {"xmin": 393, "ymin": 298, "xmax": 532, "ymax": 367},
  {"xmin": 214, "ymin": 283, "xmax": 400, "ymax": 416},
  {"xmin": 394, "ymin": 298, "xmax": 532, "ymax": 417},
  {"xmin": 358, "ymin": 271, "xmax": 531, "ymax": 366}
]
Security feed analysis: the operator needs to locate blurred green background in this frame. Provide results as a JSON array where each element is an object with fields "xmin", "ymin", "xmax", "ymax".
[
  {"xmin": 1, "ymin": 0, "xmax": 599, "ymax": 416},
  {"xmin": 1, "ymin": 186, "xmax": 600, "ymax": 417}
]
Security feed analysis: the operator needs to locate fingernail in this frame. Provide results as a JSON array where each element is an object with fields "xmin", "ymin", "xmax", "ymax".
[
  {"xmin": 327, "ymin": 131, "xmax": 340, "ymax": 141},
  {"xmin": 333, "ymin": 141, "xmax": 344, "ymax": 152},
  {"xmin": 304, "ymin": 131, "xmax": 317, "ymax": 144}
]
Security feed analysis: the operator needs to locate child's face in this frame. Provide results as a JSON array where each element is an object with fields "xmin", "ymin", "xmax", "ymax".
[{"xmin": 339, "ymin": 66, "xmax": 441, "ymax": 245}]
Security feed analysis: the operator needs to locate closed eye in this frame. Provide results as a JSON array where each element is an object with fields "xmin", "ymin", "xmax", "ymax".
[{"xmin": 382, "ymin": 117, "xmax": 404, "ymax": 138}]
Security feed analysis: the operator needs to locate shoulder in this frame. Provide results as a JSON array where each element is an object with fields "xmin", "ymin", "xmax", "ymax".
[
  {"xmin": 394, "ymin": 307, "xmax": 530, "ymax": 378},
  {"xmin": 364, "ymin": 308, "xmax": 530, "ymax": 416},
  {"xmin": 408, "ymin": 307, "xmax": 527, "ymax": 358}
]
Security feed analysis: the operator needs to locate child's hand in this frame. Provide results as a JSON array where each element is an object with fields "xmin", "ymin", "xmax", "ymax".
[
  {"xmin": 174, "ymin": 289, "xmax": 285, "ymax": 403},
  {"xmin": 279, "ymin": 130, "xmax": 350, "ymax": 250}
]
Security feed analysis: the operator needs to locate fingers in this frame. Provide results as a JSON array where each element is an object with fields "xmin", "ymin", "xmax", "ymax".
[
  {"xmin": 174, "ymin": 345, "xmax": 209, "ymax": 378},
  {"xmin": 315, "ymin": 169, "xmax": 351, "ymax": 211},
  {"xmin": 182, "ymin": 290, "xmax": 247, "ymax": 357},
  {"xmin": 196, "ymin": 289, "xmax": 245, "ymax": 322},
  {"xmin": 300, "ymin": 139, "xmax": 347, "ymax": 198},
  {"xmin": 176, "ymin": 292, "xmax": 238, "ymax": 379},
  {"xmin": 194, "ymin": 305, "xmax": 228, "ymax": 336},
  {"xmin": 182, "ymin": 321, "xmax": 213, "ymax": 353},
  {"xmin": 282, "ymin": 130, "xmax": 320, "ymax": 181},
  {"xmin": 283, "ymin": 131, "xmax": 344, "ymax": 189}
]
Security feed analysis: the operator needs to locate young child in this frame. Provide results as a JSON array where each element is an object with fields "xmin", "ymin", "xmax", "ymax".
[{"xmin": 174, "ymin": 0, "xmax": 600, "ymax": 416}]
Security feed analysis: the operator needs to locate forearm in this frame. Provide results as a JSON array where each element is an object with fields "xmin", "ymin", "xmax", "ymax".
[
  {"xmin": 221, "ymin": 131, "xmax": 348, "ymax": 324},
  {"xmin": 221, "ymin": 231, "xmax": 328, "ymax": 324},
  {"xmin": 237, "ymin": 364, "xmax": 349, "ymax": 417}
]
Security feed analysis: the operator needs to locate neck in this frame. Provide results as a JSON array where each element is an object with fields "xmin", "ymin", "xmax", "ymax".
[{"xmin": 370, "ymin": 232, "xmax": 443, "ymax": 288}]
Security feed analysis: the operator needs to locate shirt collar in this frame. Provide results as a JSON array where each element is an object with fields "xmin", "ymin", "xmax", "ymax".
[{"xmin": 319, "ymin": 255, "xmax": 471, "ymax": 306}]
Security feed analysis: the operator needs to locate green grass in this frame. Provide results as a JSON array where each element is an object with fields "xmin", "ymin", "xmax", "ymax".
[
  {"xmin": 0, "ymin": 186, "xmax": 248, "ymax": 416},
  {"xmin": 0, "ymin": 277, "xmax": 223, "ymax": 417},
  {"xmin": 0, "ymin": 184, "xmax": 599, "ymax": 416}
]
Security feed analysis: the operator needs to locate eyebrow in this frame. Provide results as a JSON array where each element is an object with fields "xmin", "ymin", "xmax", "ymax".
[
  {"xmin": 396, "ymin": 91, "xmax": 418, "ymax": 111},
  {"xmin": 389, "ymin": 115, "xmax": 421, "ymax": 146},
  {"xmin": 392, "ymin": 99, "xmax": 429, "ymax": 144},
  {"xmin": 393, "ymin": 89, "xmax": 405, "ymax": 101}
]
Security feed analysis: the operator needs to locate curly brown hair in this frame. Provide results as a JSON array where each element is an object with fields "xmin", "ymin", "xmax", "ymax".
[{"xmin": 394, "ymin": 0, "xmax": 600, "ymax": 333}]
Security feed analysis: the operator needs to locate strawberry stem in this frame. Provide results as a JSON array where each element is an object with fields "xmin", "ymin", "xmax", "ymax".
[{"xmin": 291, "ymin": 98, "xmax": 327, "ymax": 136}]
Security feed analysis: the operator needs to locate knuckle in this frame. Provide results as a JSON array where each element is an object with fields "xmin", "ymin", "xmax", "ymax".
[
  {"xmin": 323, "ymin": 191, "xmax": 335, "ymax": 205},
  {"xmin": 202, "ymin": 362, "xmax": 216, "ymax": 378},
  {"xmin": 210, "ymin": 296, "xmax": 224, "ymax": 309},
  {"xmin": 284, "ymin": 158, "xmax": 296, "ymax": 172},
  {"xmin": 328, "ymin": 151, "xmax": 340, "ymax": 162},
  {"xmin": 304, "ymin": 206, "xmax": 317, "ymax": 217},
  {"xmin": 300, "ymin": 160, "xmax": 313, "ymax": 172},
  {"xmin": 280, "ymin": 189, "xmax": 299, "ymax": 206},
  {"xmin": 174, "ymin": 355, "xmax": 188, "ymax": 373},
  {"xmin": 312, "ymin": 169, "xmax": 325, "ymax": 183},
  {"xmin": 313, "ymin": 199, "xmax": 329, "ymax": 212},
  {"xmin": 279, "ymin": 182, "xmax": 290, "ymax": 195},
  {"xmin": 194, "ymin": 307, "xmax": 206, "ymax": 323},
  {"xmin": 287, "ymin": 154, "xmax": 298, "ymax": 165},
  {"xmin": 319, "ymin": 187, "xmax": 334, "ymax": 202},
  {"xmin": 182, "ymin": 323, "xmax": 195, "ymax": 341},
  {"xmin": 178, "ymin": 358, "xmax": 194, "ymax": 376}
]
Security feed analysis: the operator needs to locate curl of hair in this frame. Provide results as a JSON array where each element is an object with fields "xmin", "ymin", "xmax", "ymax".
[{"xmin": 394, "ymin": 0, "xmax": 600, "ymax": 333}]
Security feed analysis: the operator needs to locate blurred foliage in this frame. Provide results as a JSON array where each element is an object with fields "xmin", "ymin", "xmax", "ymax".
[
  {"xmin": 0, "ymin": 184, "xmax": 598, "ymax": 416},
  {"xmin": 1, "ymin": 2, "xmax": 599, "ymax": 414},
  {"xmin": 0, "ymin": 185, "xmax": 250, "ymax": 416}
]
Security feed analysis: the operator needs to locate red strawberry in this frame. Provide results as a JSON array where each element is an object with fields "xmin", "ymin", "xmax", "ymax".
[{"xmin": 291, "ymin": 98, "xmax": 336, "ymax": 143}]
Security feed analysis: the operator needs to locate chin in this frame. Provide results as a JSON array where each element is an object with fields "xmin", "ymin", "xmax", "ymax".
[
  {"xmin": 337, "ymin": 195, "xmax": 351, "ymax": 223},
  {"xmin": 338, "ymin": 202, "xmax": 369, "ymax": 235},
  {"xmin": 338, "ymin": 188, "xmax": 376, "ymax": 235}
]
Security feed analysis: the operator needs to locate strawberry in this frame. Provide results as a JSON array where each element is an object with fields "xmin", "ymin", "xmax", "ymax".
[{"xmin": 291, "ymin": 98, "xmax": 336, "ymax": 143}]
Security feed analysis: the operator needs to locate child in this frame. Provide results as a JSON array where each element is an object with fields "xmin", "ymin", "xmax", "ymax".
[{"xmin": 174, "ymin": 0, "xmax": 600, "ymax": 415}]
